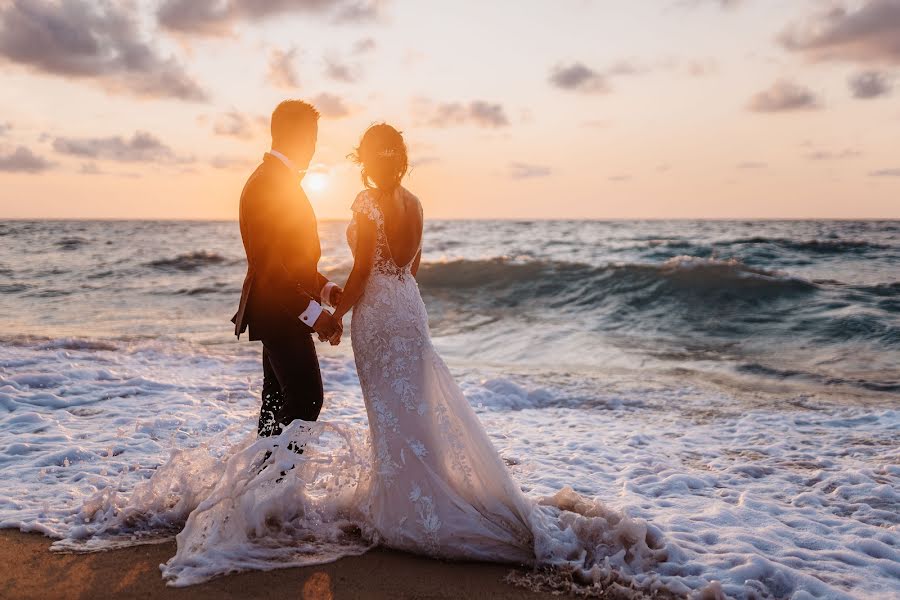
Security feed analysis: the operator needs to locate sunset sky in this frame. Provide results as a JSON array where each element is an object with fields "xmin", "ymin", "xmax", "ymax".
[{"xmin": 1, "ymin": 0, "xmax": 899, "ymax": 219}]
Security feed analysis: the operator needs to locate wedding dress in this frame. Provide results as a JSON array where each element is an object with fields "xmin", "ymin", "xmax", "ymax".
[
  {"xmin": 156, "ymin": 189, "xmax": 666, "ymax": 588},
  {"xmin": 346, "ymin": 188, "xmax": 536, "ymax": 563}
]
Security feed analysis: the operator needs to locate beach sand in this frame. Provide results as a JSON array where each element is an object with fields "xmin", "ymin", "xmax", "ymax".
[{"xmin": 0, "ymin": 530, "xmax": 585, "ymax": 600}]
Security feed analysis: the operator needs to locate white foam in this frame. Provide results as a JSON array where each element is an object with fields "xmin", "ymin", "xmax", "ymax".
[{"xmin": 1, "ymin": 337, "xmax": 898, "ymax": 598}]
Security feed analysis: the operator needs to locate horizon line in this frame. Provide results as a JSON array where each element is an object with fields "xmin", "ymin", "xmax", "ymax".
[{"xmin": 1, "ymin": 216, "xmax": 899, "ymax": 223}]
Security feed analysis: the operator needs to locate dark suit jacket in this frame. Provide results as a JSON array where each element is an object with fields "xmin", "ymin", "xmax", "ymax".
[{"xmin": 232, "ymin": 153, "xmax": 329, "ymax": 341}]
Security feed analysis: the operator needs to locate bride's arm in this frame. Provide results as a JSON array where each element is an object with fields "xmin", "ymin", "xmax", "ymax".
[
  {"xmin": 410, "ymin": 196, "xmax": 424, "ymax": 278},
  {"xmin": 333, "ymin": 216, "xmax": 377, "ymax": 322}
]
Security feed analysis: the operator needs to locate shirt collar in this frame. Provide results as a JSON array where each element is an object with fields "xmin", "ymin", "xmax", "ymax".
[{"xmin": 267, "ymin": 149, "xmax": 298, "ymax": 174}]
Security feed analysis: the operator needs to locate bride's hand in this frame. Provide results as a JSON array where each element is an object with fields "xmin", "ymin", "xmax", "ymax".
[{"xmin": 329, "ymin": 314, "xmax": 344, "ymax": 345}]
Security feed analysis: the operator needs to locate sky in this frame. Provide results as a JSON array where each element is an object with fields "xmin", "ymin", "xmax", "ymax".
[{"xmin": 0, "ymin": 0, "xmax": 899, "ymax": 220}]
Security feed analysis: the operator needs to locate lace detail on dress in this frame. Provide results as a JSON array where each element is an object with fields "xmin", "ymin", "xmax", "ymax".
[
  {"xmin": 348, "ymin": 189, "xmax": 420, "ymax": 281},
  {"xmin": 346, "ymin": 188, "xmax": 535, "ymax": 562},
  {"xmin": 350, "ymin": 190, "xmax": 380, "ymax": 222}
]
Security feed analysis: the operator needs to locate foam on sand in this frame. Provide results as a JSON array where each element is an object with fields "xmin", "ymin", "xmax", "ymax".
[{"xmin": 1, "ymin": 332, "xmax": 898, "ymax": 598}]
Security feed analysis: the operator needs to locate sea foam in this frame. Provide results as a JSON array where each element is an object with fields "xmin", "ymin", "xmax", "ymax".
[{"xmin": 2, "ymin": 336, "xmax": 897, "ymax": 598}]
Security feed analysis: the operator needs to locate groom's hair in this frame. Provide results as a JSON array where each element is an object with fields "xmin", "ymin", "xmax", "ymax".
[{"xmin": 271, "ymin": 100, "xmax": 320, "ymax": 143}]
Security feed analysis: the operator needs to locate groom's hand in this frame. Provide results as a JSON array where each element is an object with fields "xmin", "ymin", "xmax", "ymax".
[{"xmin": 312, "ymin": 310, "xmax": 341, "ymax": 341}]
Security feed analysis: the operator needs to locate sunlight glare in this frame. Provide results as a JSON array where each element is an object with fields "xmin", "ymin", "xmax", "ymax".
[{"xmin": 304, "ymin": 172, "xmax": 328, "ymax": 193}]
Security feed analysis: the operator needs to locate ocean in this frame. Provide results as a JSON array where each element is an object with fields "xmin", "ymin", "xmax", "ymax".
[{"xmin": 0, "ymin": 219, "xmax": 898, "ymax": 598}]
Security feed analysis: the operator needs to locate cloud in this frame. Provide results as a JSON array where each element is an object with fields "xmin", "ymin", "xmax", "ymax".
[
  {"xmin": 267, "ymin": 47, "xmax": 300, "ymax": 89},
  {"xmin": 805, "ymin": 149, "xmax": 862, "ymax": 160},
  {"xmin": 737, "ymin": 161, "xmax": 767, "ymax": 169},
  {"xmin": 684, "ymin": 58, "xmax": 719, "ymax": 77},
  {"xmin": 848, "ymin": 70, "xmax": 893, "ymax": 98},
  {"xmin": 324, "ymin": 56, "xmax": 358, "ymax": 83},
  {"xmin": 78, "ymin": 162, "xmax": 140, "ymax": 177},
  {"xmin": 415, "ymin": 99, "xmax": 509, "ymax": 128},
  {"xmin": 0, "ymin": 0, "xmax": 206, "ymax": 101},
  {"xmin": 213, "ymin": 111, "xmax": 265, "ymax": 140},
  {"xmin": 675, "ymin": 0, "xmax": 746, "ymax": 9},
  {"xmin": 870, "ymin": 168, "xmax": 900, "ymax": 176},
  {"xmin": 468, "ymin": 101, "xmax": 509, "ymax": 127},
  {"xmin": 604, "ymin": 60, "xmax": 644, "ymax": 77},
  {"xmin": 779, "ymin": 0, "xmax": 900, "ymax": 64},
  {"xmin": 411, "ymin": 156, "xmax": 440, "ymax": 168},
  {"xmin": 332, "ymin": 0, "xmax": 385, "ymax": 23},
  {"xmin": 608, "ymin": 174, "xmax": 631, "ymax": 182},
  {"xmin": 158, "ymin": 0, "xmax": 383, "ymax": 36},
  {"xmin": 79, "ymin": 162, "xmax": 104, "ymax": 175},
  {"xmin": 311, "ymin": 93, "xmax": 351, "ymax": 118},
  {"xmin": 548, "ymin": 62, "xmax": 609, "ymax": 93},
  {"xmin": 52, "ymin": 131, "xmax": 193, "ymax": 164},
  {"xmin": 156, "ymin": 0, "xmax": 234, "ymax": 36},
  {"xmin": 0, "ymin": 146, "xmax": 54, "ymax": 172},
  {"xmin": 548, "ymin": 57, "xmax": 686, "ymax": 92},
  {"xmin": 748, "ymin": 79, "xmax": 821, "ymax": 112},
  {"xmin": 210, "ymin": 155, "xmax": 256, "ymax": 170},
  {"xmin": 353, "ymin": 38, "xmax": 376, "ymax": 54},
  {"xmin": 509, "ymin": 162, "xmax": 552, "ymax": 179}
]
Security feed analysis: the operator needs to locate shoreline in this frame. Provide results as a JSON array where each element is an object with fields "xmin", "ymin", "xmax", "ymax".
[{"xmin": 0, "ymin": 529, "xmax": 592, "ymax": 600}]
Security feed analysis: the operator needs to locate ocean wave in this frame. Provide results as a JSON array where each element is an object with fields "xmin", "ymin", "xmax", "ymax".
[
  {"xmin": 0, "ymin": 283, "xmax": 28, "ymax": 294},
  {"xmin": 0, "ymin": 335, "xmax": 119, "ymax": 352},
  {"xmin": 27, "ymin": 289, "xmax": 74, "ymax": 298},
  {"xmin": 55, "ymin": 237, "xmax": 89, "ymax": 251},
  {"xmin": 417, "ymin": 255, "xmax": 818, "ymax": 301},
  {"xmin": 37, "ymin": 338, "xmax": 120, "ymax": 352},
  {"xmin": 416, "ymin": 256, "xmax": 823, "ymax": 343},
  {"xmin": 417, "ymin": 256, "xmax": 899, "ymax": 382},
  {"xmin": 164, "ymin": 284, "xmax": 233, "ymax": 296},
  {"xmin": 722, "ymin": 236, "xmax": 891, "ymax": 253},
  {"xmin": 854, "ymin": 281, "xmax": 900, "ymax": 297},
  {"xmin": 146, "ymin": 251, "xmax": 229, "ymax": 272},
  {"xmin": 736, "ymin": 363, "xmax": 900, "ymax": 393}
]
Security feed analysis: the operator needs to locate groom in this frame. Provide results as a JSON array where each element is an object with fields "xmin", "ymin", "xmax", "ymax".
[{"xmin": 232, "ymin": 99, "xmax": 342, "ymax": 438}]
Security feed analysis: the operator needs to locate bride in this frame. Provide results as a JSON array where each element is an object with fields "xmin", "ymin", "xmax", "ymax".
[
  {"xmin": 159, "ymin": 124, "xmax": 665, "ymax": 590},
  {"xmin": 329, "ymin": 123, "xmax": 535, "ymax": 562}
]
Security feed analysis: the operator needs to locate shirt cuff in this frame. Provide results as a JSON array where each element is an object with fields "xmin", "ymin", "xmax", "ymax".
[
  {"xmin": 321, "ymin": 282, "xmax": 338, "ymax": 307},
  {"xmin": 299, "ymin": 300, "xmax": 323, "ymax": 328}
]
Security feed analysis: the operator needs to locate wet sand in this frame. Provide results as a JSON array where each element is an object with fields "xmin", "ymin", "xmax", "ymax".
[{"xmin": 0, "ymin": 529, "xmax": 582, "ymax": 600}]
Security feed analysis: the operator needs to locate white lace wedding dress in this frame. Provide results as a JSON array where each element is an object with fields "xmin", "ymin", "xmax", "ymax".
[
  {"xmin": 347, "ymin": 189, "xmax": 536, "ymax": 563},
  {"xmin": 158, "ymin": 189, "xmax": 665, "ymax": 588}
]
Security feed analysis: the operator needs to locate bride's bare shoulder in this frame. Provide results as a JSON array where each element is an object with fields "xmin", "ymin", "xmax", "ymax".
[{"xmin": 399, "ymin": 186, "xmax": 423, "ymax": 214}]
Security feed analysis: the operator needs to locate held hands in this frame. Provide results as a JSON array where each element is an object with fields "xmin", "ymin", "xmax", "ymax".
[
  {"xmin": 328, "ymin": 314, "xmax": 344, "ymax": 346},
  {"xmin": 318, "ymin": 281, "xmax": 348, "ymax": 346},
  {"xmin": 312, "ymin": 310, "xmax": 342, "ymax": 344},
  {"xmin": 315, "ymin": 283, "xmax": 345, "ymax": 345},
  {"xmin": 328, "ymin": 286, "xmax": 344, "ymax": 308}
]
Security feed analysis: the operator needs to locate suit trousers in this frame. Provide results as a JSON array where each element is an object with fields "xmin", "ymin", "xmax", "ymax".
[{"xmin": 258, "ymin": 332, "xmax": 323, "ymax": 437}]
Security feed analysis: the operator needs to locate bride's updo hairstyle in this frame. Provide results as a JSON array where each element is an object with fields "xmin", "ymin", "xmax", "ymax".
[{"xmin": 350, "ymin": 123, "xmax": 408, "ymax": 192}]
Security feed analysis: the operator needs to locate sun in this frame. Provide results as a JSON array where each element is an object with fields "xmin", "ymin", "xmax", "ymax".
[{"xmin": 304, "ymin": 172, "xmax": 328, "ymax": 193}]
